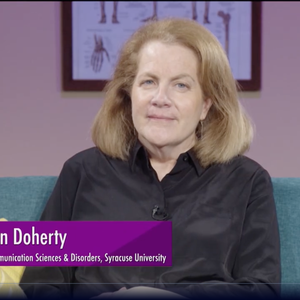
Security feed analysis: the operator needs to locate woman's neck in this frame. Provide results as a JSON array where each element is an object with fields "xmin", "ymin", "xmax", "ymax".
[
  {"xmin": 140, "ymin": 138, "xmax": 196, "ymax": 181},
  {"xmin": 149, "ymin": 156, "xmax": 177, "ymax": 181}
]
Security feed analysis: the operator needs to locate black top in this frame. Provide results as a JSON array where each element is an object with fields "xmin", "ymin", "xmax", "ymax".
[{"xmin": 20, "ymin": 142, "xmax": 281, "ymax": 299}]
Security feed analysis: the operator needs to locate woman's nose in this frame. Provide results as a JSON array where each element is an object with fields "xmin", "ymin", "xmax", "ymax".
[{"xmin": 150, "ymin": 84, "xmax": 171, "ymax": 107}]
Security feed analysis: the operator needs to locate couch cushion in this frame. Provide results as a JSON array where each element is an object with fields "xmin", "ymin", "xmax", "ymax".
[
  {"xmin": 272, "ymin": 178, "xmax": 300, "ymax": 296},
  {"xmin": 0, "ymin": 176, "xmax": 57, "ymax": 221}
]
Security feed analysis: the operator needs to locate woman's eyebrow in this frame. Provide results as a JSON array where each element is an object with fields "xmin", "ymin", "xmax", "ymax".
[
  {"xmin": 171, "ymin": 74, "xmax": 195, "ymax": 82},
  {"xmin": 137, "ymin": 72, "xmax": 195, "ymax": 82}
]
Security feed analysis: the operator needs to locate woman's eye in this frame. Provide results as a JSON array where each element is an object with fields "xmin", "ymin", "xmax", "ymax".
[
  {"xmin": 142, "ymin": 80, "xmax": 154, "ymax": 85},
  {"xmin": 176, "ymin": 83, "xmax": 188, "ymax": 89}
]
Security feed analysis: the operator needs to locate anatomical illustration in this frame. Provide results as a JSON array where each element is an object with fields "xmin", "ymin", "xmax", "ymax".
[
  {"xmin": 218, "ymin": 10, "xmax": 231, "ymax": 58},
  {"xmin": 91, "ymin": 34, "xmax": 110, "ymax": 73},
  {"xmin": 203, "ymin": 1, "xmax": 211, "ymax": 24},
  {"xmin": 141, "ymin": 1, "xmax": 158, "ymax": 22},
  {"xmin": 73, "ymin": 2, "xmax": 249, "ymax": 81},
  {"xmin": 191, "ymin": 1, "xmax": 211, "ymax": 24},
  {"xmin": 141, "ymin": 2, "xmax": 211, "ymax": 24},
  {"xmin": 99, "ymin": 1, "xmax": 119, "ymax": 24}
]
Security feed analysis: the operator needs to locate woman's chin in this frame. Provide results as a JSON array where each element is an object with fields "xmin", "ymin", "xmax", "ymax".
[{"xmin": 140, "ymin": 135, "xmax": 174, "ymax": 148}]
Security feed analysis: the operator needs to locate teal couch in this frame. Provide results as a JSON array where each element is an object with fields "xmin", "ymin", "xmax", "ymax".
[{"xmin": 0, "ymin": 176, "xmax": 300, "ymax": 297}]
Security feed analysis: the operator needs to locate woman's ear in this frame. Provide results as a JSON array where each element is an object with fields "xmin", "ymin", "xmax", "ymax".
[{"xmin": 200, "ymin": 98, "xmax": 212, "ymax": 120}]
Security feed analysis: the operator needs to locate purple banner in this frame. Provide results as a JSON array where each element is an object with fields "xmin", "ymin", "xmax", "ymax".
[{"xmin": 0, "ymin": 221, "xmax": 172, "ymax": 267}]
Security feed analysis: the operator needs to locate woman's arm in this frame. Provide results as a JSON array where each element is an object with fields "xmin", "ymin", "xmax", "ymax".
[{"xmin": 173, "ymin": 168, "xmax": 281, "ymax": 299}]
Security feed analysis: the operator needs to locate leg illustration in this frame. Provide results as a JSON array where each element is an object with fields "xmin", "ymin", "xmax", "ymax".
[
  {"xmin": 192, "ymin": 2, "xmax": 197, "ymax": 21},
  {"xmin": 203, "ymin": 1, "xmax": 211, "ymax": 24},
  {"xmin": 218, "ymin": 11, "xmax": 231, "ymax": 58},
  {"xmin": 142, "ymin": 1, "xmax": 158, "ymax": 22},
  {"xmin": 112, "ymin": 1, "xmax": 119, "ymax": 23},
  {"xmin": 99, "ymin": 1, "xmax": 106, "ymax": 23}
]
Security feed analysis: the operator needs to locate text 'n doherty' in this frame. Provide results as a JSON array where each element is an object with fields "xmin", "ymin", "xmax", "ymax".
[{"xmin": 0, "ymin": 227, "xmax": 67, "ymax": 249}]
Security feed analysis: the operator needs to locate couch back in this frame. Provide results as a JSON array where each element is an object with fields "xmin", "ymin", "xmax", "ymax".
[{"xmin": 0, "ymin": 176, "xmax": 300, "ymax": 295}]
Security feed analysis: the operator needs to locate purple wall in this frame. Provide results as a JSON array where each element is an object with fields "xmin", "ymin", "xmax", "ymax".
[{"xmin": 0, "ymin": 2, "xmax": 299, "ymax": 177}]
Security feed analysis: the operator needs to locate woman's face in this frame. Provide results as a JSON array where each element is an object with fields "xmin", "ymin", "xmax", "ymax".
[{"xmin": 131, "ymin": 41, "xmax": 211, "ymax": 151}]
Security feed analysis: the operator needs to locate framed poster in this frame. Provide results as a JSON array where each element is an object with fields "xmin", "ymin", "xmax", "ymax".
[{"xmin": 62, "ymin": 1, "xmax": 261, "ymax": 91}]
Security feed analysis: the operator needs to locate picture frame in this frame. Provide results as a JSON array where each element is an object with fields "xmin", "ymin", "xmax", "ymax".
[{"xmin": 62, "ymin": 1, "xmax": 261, "ymax": 92}]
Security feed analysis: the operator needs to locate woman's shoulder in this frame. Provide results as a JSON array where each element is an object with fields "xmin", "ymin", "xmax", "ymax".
[
  {"xmin": 220, "ymin": 154, "xmax": 271, "ymax": 180},
  {"xmin": 65, "ymin": 147, "xmax": 100, "ymax": 164},
  {"xmin": 213, "ymin": 156, "xmax": 274, "ymax": 199},
  {"xmin": 60, "ymin": 147, "xmax": 105, "ymax": 175}
]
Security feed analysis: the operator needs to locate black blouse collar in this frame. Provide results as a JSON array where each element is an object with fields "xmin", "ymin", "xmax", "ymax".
[{"xmin": 129, "ymin": 140, "xmax": 203, "ymax": 176}]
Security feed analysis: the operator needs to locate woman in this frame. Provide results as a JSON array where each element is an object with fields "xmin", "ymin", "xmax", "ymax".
[{"xmin": 20, "ymin": 18, "xmax": 280, "ymax": 299}]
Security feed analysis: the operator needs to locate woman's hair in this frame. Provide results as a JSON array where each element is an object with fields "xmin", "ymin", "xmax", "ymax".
[{"xmin": 91, "ymin": 18, "xmax": 253, "ymax": 168}]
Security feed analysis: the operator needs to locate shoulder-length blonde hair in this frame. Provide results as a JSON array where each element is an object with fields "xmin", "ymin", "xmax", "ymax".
[{"xmin": 91, "ymin": 18, "xmax": 253, "ymax": 168}]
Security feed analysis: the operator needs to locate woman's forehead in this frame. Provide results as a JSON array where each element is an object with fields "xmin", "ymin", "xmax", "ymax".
[{"xmin": 136, "ymin": 41, "xmax": 199, "ymax": 73}]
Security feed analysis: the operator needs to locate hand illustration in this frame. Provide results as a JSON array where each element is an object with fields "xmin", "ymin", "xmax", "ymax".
[{"xmin": 91, "ymin": 34, "xmax": 110, "ymax": 73}]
